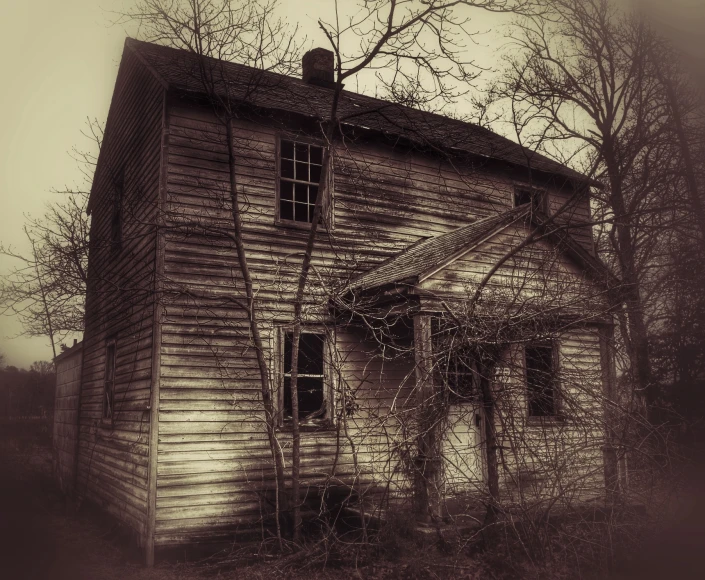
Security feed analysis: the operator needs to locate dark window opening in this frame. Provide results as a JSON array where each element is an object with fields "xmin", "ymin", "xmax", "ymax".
[
  {"xmin": 283, "ymin": 332, "xmax": 326, "ymax": 421},
  {"xmin": 440, "ymin": 348, "xmax": 478, "ymax": 403},
  {"xmin": 103, "ymin": 342, "xmax": 116, "ymax": 420},
  {"xmin": 525, "ymin": 342, "xmax": 557, "ymax": 416},
  {"xmin": 279, "ymin": 139, "xmax": 324, "ymax": 224},
  {"xmin": 514, "ymin": 188, "xmax": 544, "ymax": 211}
]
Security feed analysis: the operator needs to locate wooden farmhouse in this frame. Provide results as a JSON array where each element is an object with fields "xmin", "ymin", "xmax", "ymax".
[{"xmin": 52, "ymin": 38, "xmax": 620, "ymax": 563}]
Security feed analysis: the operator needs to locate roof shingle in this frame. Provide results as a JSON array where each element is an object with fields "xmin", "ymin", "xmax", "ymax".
[{"xmin": 349, "ymin": 207, "xmax": 530, "ymax": 292}]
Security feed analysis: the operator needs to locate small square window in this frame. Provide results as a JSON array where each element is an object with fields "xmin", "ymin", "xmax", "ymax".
[
  {"xmin": 514, "ymin": 188, "xmax": 544, "ymax": 212},
  {"xmin": 281, "ymin": 331, "xmax": 328, "ymax": 422},
  {"xmin": 525, "ymin": 341, "xmax": 558, "ymax": 416},
  {"xmin": 278, "ymin": 139, "xmax": 326, "ymax": 224}
]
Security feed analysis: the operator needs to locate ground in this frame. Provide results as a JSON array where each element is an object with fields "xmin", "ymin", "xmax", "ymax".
[
  {"xmin": 0, "ymin": 427, "xmax": 485, "ymax": 580},
  {"xmin": 4, "ymin": 424, "xmax": 701, "ymax": 579}
]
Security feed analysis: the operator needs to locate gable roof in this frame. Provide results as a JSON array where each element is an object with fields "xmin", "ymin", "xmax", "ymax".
[
  {"xmin": 124, "ymin": 38, "xmax": 595, "ymax": 187},
  {"xmin": 348, "ymin": 207, "xmax": 616, "ymax": 293}
]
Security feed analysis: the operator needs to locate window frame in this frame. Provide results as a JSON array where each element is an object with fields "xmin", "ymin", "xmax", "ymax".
[
  {"xmin": 524, "ymin": 339, "xmax": 561, "ymax": 419},
  {"xmin": 275, "ymin": 135, "xmax": 333, "ymax": 230},
  {"xmin": 102, "ymin": 339, "xmax": 117, "ymax": 424},
  {"xmin": 438, "ymin": 346, "xmax": 479, "ymax": 404},
  {"xmin": 274, "ymin": 325, "xmax": 335, "ymax": 429},
  {"xmin": 513, "ymin": 185, "xmax": 547, "ymax": 213}
]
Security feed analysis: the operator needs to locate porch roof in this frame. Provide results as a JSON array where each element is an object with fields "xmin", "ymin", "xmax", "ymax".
[{"xmin": 347, "ymin": 207, "xmax": 616, "ymax": 294}]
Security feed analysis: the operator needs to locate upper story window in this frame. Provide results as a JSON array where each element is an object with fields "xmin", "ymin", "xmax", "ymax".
[
  {"xmin": 525, "ymin": 341, "xmax": 559, "ymax": 417},
  {"xmin": 278, "ymin": 139, "xmax": 324, "ymax": 224},
  {"xmin": 514, "ymin": 187, "xmax": 545, "ymax": 213}
]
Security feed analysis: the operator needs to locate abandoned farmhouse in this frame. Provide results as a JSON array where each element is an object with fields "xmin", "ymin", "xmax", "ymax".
[{"xmin": 52, "ymin": 38, "xmax": 619, "ymax": 563}]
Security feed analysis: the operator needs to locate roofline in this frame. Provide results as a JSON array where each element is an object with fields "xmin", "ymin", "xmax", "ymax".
[
  {"xmin": 54, "ymin": 340, "xmax": 83, "ymax": 363},
  {"xmin": 124, "ymin": 37, "xmax": 597, "ymax": 189},
  {"xmin": 417, "ymin": 209, "xmax": 530, "ymax": 284}
]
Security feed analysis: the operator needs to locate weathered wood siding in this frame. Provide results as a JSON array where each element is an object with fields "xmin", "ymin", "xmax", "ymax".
[
  {"xmin": 53, "ymin": 345, "xmax": 83, "ymax": 495},
  {"xmin": 153, "ymin": 102, "xmax": 602, "ymax": 544},
  {"xmin": 491, "ymin": 327, "xmax": 606, "ymax": 502},
  {"xmin": 77, "ymin": 47, "xmax": 165, "ymax": 543}
]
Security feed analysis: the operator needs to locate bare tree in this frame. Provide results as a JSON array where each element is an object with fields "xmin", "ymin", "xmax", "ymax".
[
  {"xmin": 0, "ymin": 120, "xmax": 99, "ymax": 351},
  {"xmin": 481, "ymin": 0, "xmax": 675, "ymax": 417}
]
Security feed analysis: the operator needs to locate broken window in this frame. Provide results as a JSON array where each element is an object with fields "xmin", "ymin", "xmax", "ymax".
[
  {"xmin": 103, "ymin": 340, "xmax": 116, "ymax": 421},
  {"xmin": 525, "ymin": 341, "xmax": 558, "ymax": 416},
  {"xmin": 282, "ymin": 331, "xmax": 328, "ymax": 422},
  {"xmin": 278, "ymin": 139, "xmax": 324, "ymax": 223},
  {"xmin": 514, "ymin": 187, "xmax": 545, "ymax": 212}
]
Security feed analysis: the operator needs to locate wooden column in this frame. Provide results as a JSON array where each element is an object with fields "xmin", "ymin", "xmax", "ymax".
[{"xmin": 412, "ymin": 313, "xmax": 440, "ymax": 521}]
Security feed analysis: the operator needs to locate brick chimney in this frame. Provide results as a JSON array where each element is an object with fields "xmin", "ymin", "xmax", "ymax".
[{"xmin": 302, "ymin": 48, "xmax": 335, "ymax": 87}]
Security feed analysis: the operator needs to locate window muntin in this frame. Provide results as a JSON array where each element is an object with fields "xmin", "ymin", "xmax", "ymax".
[
  {"xmin": 103, "ymin": 341, "xmax": 116, "ymax": 420},
  {"xmin": 439, "ymin": 348, "xmax": 478, "ymax": 403},
  {"xmin": 282, "ymin": 331, "xmax": 327, "ymax": 421},
  {"xmin": 279, "ymin": 139, "xmax": 324, "ymax": 223},
  {"xmin": 525, "ymin": 342, "xmax": 558, "ymax": 416}
]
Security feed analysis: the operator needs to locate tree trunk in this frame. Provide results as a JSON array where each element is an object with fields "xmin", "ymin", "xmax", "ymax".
[
  {"xmin": 226, "ymin": 121, "xmax": 288, "ymax": 542},
  {"xmin": 603, "ymin": 144, "xmax": 654, "ymax": 415}
]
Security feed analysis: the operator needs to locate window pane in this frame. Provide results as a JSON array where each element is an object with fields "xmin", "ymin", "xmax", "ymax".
[
  {"xmin": 283, "ymin": 377, "xmax": 324, "ymax": 420},
  {"xmin": 281, "ymin": 140, "xmax": 294, "ymax": 160},
  {"xmin": 309, "ymin": 185, "xmax": 318, "ymax": 204},
  {"xmin": 281, "ymin": 159, "xmax": 294, "ymax": 179},
  {"xmin": 295, "ymin": 182, "xmax": 308, "ymax": 203},
  {"xmin": 308, "ymin": 205, "xmax": 316, "ymax": 223},
  {"xmin": 280, "ymin": 180, "xmax": 294, "ymax": 201},
  {"xmin": 298, "ymin": 377, "xmax": 324, "ymax": 417},
  {"xmin": 295, "ymin": 202, "xmax": 310, "ymax": 222},
  {"xmin": 299, "ymin": 333, "xmax": 324, "ymax": 374},
  {"xmin": 295, "ymin": 143, "xmax": 308, "ymax": 161},
  {"xmin": 295, "ymin": 161, "xmax": 309, "ymax": 182},
  {"xmin": 310, "ymin": 145, "xmax": 323, "ymax": 165},
  {"xmin": 284, "ymin": 332, "xmax": 324, "ymax": 375},
  {"xmin": 526, "ymin": 344, "xmax": 555, "ymax": 416},
  {"xmin": 280, "ymin": 199, "xmax": 294, "ymax": 221},
  {"xmin": 309, "ymin": 164, "xmax": 321, "ymax": 184},
  {"xmin": 283, "ymin": 376, "xmax": 292, "ymax": 418}
]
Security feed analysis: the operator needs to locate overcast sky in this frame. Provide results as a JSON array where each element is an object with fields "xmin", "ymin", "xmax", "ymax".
[{"xmin": 1, "ymin": 0, "xmax": 702, "ymax": 369}]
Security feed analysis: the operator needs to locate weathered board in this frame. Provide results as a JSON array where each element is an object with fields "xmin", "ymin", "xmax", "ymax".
[{"xmin": 53, "ymin": 345, "xmax": 83, "ymax": 495}]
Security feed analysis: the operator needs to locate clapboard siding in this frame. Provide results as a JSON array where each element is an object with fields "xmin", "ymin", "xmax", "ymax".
[
  {"xmin": 77, "ymin": 46, "xmax": 165, "ymax": 545},
  {"xmin": 53, "ymin": 346, "xmax": 83, "ymax": 494}
]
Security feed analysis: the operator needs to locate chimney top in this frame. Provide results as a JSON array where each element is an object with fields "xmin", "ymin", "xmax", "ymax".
[{"xmin": 302, "ymin": 48, "xmax": 335, "ymax": 88}]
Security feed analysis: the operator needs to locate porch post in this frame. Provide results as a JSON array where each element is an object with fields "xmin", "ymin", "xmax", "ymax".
[{"xmin": 412, "ymin": 312, "xmax": 441, "ymax": 522}]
